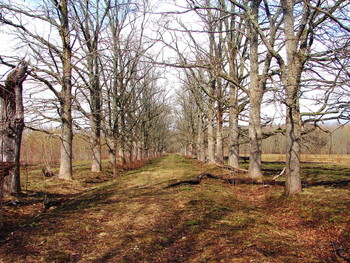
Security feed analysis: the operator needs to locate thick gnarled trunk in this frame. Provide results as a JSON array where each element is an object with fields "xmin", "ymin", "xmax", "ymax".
[{"xmin": 0, "ymin": 61, "xmax": 27, "ymax": 195}]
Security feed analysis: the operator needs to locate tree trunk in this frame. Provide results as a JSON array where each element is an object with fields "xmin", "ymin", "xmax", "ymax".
[
  {"xmin": 285, "ymin": 87, "xmax": 302, "ymax": 195},
  {"xmin": 91, "ymin": 129, "xmax": 102, "ymax": 172},
  {"xmin": 197, "ymin": 113, "xmax": 206, "ymax": 162},
  {"xmin": 90, "ymin": 68, "xmax": 102, "ymax": 174},
  {"xmin": 216, "ymin": 88, "xmax": 224, "ymax": 163},
  {"xmin": 281, "ymin": 0, "xmax": 302, "ymax": 195},
  {"xmin": 248, "ymin": 0, "xmax": 263, "ymax": 178},
  {"xmin": 207, "ymin": 97, "xmax": 216, "ymax": 163},
  {"xmin": 107, "ymin": 137, "xmax": 118, "ymax": 176},
  {"xmin": 228, "ymin": 85, "xmax": 240, "ymax": 168},
  {"xmin": 89, "ymin": 59, "xmax": 102, "ymax": 173},
  {"xmin": 137, "ymin": 140, "xmax": 142, "ymax": 160},
  {"xmin": 0, "ymin": 61, "xmax": 28, "ymax": 195},
  {"xmin": 58, "ymin": 0, "xmax": 73, "ymax": 180},
  {"xmin": 59, "ymin": 106, "xmax": 73, "ymax": 180},
  {"xmin": 225, "ymin": 4, "xmax": 241, "ymax": 169},
  {"xmin": 129, "ymin": 141, "xmax": 134, "ymax": 163}
]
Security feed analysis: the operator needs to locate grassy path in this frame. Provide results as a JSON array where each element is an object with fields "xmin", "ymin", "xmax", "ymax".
[{"xmin": 0, "ymin": 155, "xmax": 349, "ymax": 262}]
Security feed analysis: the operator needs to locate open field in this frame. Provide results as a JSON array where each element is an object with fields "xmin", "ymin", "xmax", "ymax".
[
  {"xmin": 0, "ymin": 155, "xmax": 349, "ymax": 262},
  {"xmin": 261, "ymin": 154, "xmax": 350, "ymax": 165}
]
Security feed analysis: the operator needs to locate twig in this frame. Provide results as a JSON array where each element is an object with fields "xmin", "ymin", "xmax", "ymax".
[
  {"xmin": 214, "ymin": 162, "xmax": 248, "ymax": 174},
  {"xmin": 273, "ymin": 167, "xmax": 286, "ymax": 181},
  {"xmin": 331, "ymin": 241, "xmax": 350, "ymax": 261}
]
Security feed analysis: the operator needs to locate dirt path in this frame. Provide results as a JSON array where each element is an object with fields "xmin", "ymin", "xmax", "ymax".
[{"xmin": 0, "ymin": 155, "xmax": 349, "ymax": 262}]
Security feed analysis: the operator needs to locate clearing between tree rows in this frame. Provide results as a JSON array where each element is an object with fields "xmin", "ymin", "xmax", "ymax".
[{"xmin": 0, "ymin": 154, "xmax": 349, "ymax": 262}]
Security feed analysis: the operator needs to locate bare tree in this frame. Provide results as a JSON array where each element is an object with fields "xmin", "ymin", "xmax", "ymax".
[
  {"xmin": 72, "ymin": 0, "xmax": 110, "ymax": 172},
  {"xmin": 252, "ymin": 0, "xmax": 350, "ymax": 195},
  {"xmin": 0, "ymin": 0, "xmax": 75, "ymax": 180},
  {"xmin": 247, "ymin": 0, "xmax": 281, "ymax": 178}
]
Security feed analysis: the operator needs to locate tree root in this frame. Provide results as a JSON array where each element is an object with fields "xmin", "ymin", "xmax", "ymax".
[
  {"xmin": 42, "ymin": 166, "xmax": 55, "ymax": 177},
  {"xmin": 165, "ymin": 172, "xmax": 350, "ymax": 189},
  {"xmin": 164, "ymin": 173, "xmax": 221, "ymax": 188},
  {"xmin": 331, "ymin": 241, "xmax": 350, "ymax": 261},
  {"xmin": 213, "ymin": 162, "xmax": 248, "ymax": 174}
]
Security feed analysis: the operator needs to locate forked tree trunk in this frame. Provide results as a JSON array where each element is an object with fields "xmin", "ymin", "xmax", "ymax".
[
  {"xmin": 0, "ymin": 61, "xmax": 28, "ymax": 195},
  {"xmin": 281, "ymin": 0, "xmax": 302, "ymax": 195}
]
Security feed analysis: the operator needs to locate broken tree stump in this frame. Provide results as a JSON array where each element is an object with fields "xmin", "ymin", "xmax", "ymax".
[
  {"xmin": 42, "ymin": 166, "xmax": 55, "ymax": 177},
  {"xmin": 0, "ymin": 60, "xmax": 28, "ymax": 195}
]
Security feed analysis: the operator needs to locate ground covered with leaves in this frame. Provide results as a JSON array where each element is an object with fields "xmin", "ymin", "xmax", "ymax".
[{"xmin": 0, "ymin": 155, "xmax": 349, "ymax": 262}]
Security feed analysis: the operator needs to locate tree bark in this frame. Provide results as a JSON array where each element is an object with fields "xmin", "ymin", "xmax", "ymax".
[
  {"xmin": 225, "ymin": 2, "xmax": 241, "ymax": 169},
  {"xmin": 107, "ymin": 137, "xmax": 118, "ymax": 176},
  {"xmin": 136, "ymin": 140, "xmax": 142, "ymax": 161},
  {"xmin": 207, "ymin": 95, "xmax": 216, "ymax": 163},
  {"xmin": 197, "ymin": 113, "xmax": 206, "ymax": 162},
  {"xmin": 281, "ymin": 0, "xmax": 302, "ymax": 195},
  {"xmin": 72, "ymin": 0, "xmax": 104, "ymax": 173},
  {"xmin": 89, "ymin": 46, "xmax": 102, "ymax": 173},
  {"xmin": 0, "ymin": 61, "xmax": 28, "ymax": 195},
  {"xmin": 91, "ymin": 127, "xmax": 102, "ymax": 172},
  {"xmin": 59, "ymin": 102, "xmax": 73, "ymax": 180},
  {"xmin": 228, "ymin": 85, "xmax": 240, "ymax": 168},
  {"xmin": 57, "ymin": 0, "xmax": 73, "ymax": 180},
  {"xmin": 248, "ymin": 0, "xmax": 263, "ymax": 178},
  {"xmin": 216, "ymin": 81, "xmax": 224, "ymax": 164}
]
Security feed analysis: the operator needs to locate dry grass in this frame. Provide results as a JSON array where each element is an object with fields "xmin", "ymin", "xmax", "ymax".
[
  {"xmin": 0, "ymin": 155, "xmax": 349, "ymax": 262},
  {"xmin": 262, "ymin": 154, "xmax": 350, "ymax": 165}
]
